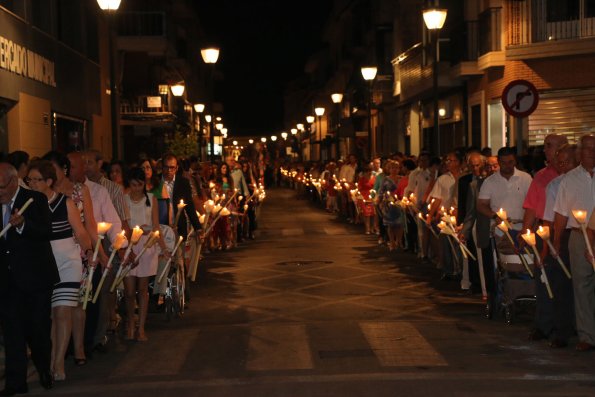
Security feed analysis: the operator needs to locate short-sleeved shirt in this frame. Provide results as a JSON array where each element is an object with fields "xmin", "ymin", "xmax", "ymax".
[
  {"xmin": 553, "ymin": 165, "xmax": 595, "ymax": 228},
  {"xmin": 522, "ymin": 165, "xmax": 558, "ymax": 220},
  {"xmin": 543, "ymin": 174, "xmax": 565, "ymax": 224},
  {"xmin": 405, "ymin": 167, "xmax": 431, "ymax": 207},
  {"xmin": 589, "ymin": 209, "xmax": 595, "ymax": 230},
  {"xmin": 478, "ymin": 168, "xmax": 533, "ymax": 226},
  {"xmin": 429, "ymin": 172, "xmax": 456, "ymax": 209}
]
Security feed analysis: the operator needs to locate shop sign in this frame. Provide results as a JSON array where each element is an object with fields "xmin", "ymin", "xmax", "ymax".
[
  {"xmin": 146, "ymin": 96, "xmax": 162, "ymax": 108},
  {"xmin": 0, "ymin": 34, "xmax": 56, "ymax": 87}
]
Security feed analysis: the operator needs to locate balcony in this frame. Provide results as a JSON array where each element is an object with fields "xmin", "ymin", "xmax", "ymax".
[
  {"xmin": 449, "ymin": 20, "xmax": 483, "ymax": 78},
  {"xmin": 477, "ymin": 7, "xmax": 504, "ymax": 70},
  {"xmin": 507, "ymin": 0, "xmax": 595, "ymax": 60},
  {"xmin": 116, "ymin": 12, "xmax": 168, "ymax": 55}
]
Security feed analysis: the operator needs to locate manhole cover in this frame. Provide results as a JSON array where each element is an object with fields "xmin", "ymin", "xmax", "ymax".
[{"xmin": 275, "ymin": 260, "xmax": 333, "ymax": 266}]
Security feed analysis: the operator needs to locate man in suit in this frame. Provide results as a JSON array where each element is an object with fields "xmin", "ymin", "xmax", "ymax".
[
  {"xmin": 161, "ymin": 153, "xmax": 202, "ymax": 239},
  {"xmin": 0, "ymin": 163, "xmax": 58, "ymax": 395}
]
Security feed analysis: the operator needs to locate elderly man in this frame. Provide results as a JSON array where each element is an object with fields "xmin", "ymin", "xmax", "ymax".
[
  {"xmin": 520, "ymin": 134, "xmax": 568, "ymax": 341},
  {"xmin": 534, "ymin": 144, "xmax": 578, "ymax": 348},
  {"xmin": 553, "ymin": 134, "xmax": 595, "ymax": 351},
  {"xmin": 0, "ymin": 163, "xmax": 58, "ymax": 394}
]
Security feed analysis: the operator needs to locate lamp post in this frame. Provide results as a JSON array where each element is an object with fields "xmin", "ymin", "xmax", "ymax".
[
  {"xmin": 314, "ymin": 107, "xmax": 325, "ymax": 161},
  {"xmin": 423, "ymin": 8, "xmax": 447, "ymax": 156},
  {"xmin": 361, "ymin": 66, "xmax": 377, "ymax": 160},
  {"xmin": 331, "ymin": 93, "xmax": 343, "ymax": 160},
  {"xmin": 194, "ymin": 103, "xmax": 205, "ymax": 160},
  {"xmin": 97, "ymin": 0, "xmax": 122, "ymax": 160},
  {"xmin": 201, "ymin": 47, "xmax": 220, "ymax": 162}
]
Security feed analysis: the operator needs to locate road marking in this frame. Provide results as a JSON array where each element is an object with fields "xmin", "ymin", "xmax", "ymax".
[
  {"xmin": 111, "ymin": 329, "xmax": 199, "ymax": 377},
  {"xmin": 281, "ymin": 228, "xmax": 304, "ymax": 236},
  {"xmin": 360, "ymin": 322, "xmax": 447, "ymax": 367},
  {"xmin": 247, "ymin": 324, "xmax": 313, "ymax": 371}
]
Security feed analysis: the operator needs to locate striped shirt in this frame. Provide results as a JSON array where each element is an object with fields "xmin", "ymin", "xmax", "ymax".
[{"xmin": 98, "ymin": 176, "xmax": 130, "ymax": 223}]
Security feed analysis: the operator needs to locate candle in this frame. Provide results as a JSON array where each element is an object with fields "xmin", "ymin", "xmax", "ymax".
[
  {"xmin": 157, "ymin": 236, "xmax": 184, "ymax": 283},
  {"xmin": 536, "ymin": 225, "xmax": 571, "ymax": 279},
  {"xmin": 497, "ymin": 208, "xmax": 507, "ymax": 221},
  {"xmin": 572, "ymin": 209, "xmax": 595, "ymax": 271},
  {"xmin": 572, "ymin": 209, "xmax": 587, "ymax": 224},
  {"xmin": 199, "ymin": 214, "xmax": 206, "ymax": 224},
  {"xmin": 497, "ymin": 222, "xmax": 533, "ymax": 277},
  {"xmin": 220, "ymin": 208, "xmax": 231, "ymax": 216},
  {"xmin": 92, "ymin": 230, "xmax": 127, "ymax": 303},
  {"xmin": 173, "ymin": 200, "xmax": 187, "ymax": 227},
  {"xmin": 522, "ymin": 229, "xmax": 553, "ymax": 298},
  {"xmin": 110, "ymin": 225, "xmax": 143, "ymax": 292},
  {"xmin": 521, "ymin": 229, "xmax": 536, "ymax": 247},
  {"xmin": 0, "ymin": 197, "xmax": 34, "ymax": 238},
  {"xmin": 204, "ymin": 200, "xmax": 215, "ymax": 213},
  {"xmin": 83, "ymin": 222, "xmax": 113, "ymax": 309}
]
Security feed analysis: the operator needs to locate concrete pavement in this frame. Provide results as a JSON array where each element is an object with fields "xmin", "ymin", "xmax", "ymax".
[{"xmin": 16, "ymin": 187, "xmax": 595, "ymax": 396}]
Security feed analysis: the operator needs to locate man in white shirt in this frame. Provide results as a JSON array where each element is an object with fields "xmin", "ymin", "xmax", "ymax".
[{"xmin": 552, "ymin": 134, "xmax": 595, "ymax": 351}]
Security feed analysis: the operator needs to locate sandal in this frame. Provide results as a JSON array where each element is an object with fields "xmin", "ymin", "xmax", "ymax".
[{"xmin": 74, "ymin": 357, "xmax": 87, "ymax": 366}]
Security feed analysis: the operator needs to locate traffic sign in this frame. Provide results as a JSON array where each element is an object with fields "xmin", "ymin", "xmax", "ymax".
[{"xmin": 501, "ymin": 79, "xmax": 539, "ymax": 118}]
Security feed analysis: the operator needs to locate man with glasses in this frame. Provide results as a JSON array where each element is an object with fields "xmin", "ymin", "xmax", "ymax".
[{"xmin": 0, "ymin": 163, "xmax": 58, "ymax": 394}]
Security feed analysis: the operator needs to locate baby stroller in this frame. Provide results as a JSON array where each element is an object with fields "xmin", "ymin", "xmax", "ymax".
[{"xmin": 486, "ymin": 231, "xmax": 536, "ymax": 324}]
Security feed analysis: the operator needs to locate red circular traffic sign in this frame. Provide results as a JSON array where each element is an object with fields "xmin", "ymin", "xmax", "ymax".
[{"xmin": 501, "ymin": 79, "xmax": 539, "ymax": 118}]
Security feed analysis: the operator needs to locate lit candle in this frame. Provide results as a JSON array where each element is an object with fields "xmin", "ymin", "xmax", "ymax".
[
  {"xmin": 83, "ymin": 222, "xmax": 113, "ymax": 309},
  {"xmin": 204, "ymin": 200, "xmax": 215, "ymax": 213},
  {"xmin": 157, "ymin": 236, "xmax": 184, "ymax": 283},
  {"xmin": 93, "ymin": 230, "xmax": 127, "ymax": 303},
  {"xmin": 173, "ymin": 199, "xmax": 187, "ymax": 227},
  {"xmin": 536, "ymin": 225, "xmax": 571, "ymax": 278},
  {"xmin": 497, "ymin": 222, "xmax": 533, "ymax": 277},
  {"xmin": 110, "ymin": 225, "xmax": 143, "ymax": 292},
  {"xmin": 220, "ymin": 207, "xmax": 231, "ymax": 216},
  {"xmin": 522, "ymin": 229, "xmax": 552, "ymax": 298},
  {"xmin": 572, "ymin": 209, "xmax": 595, "ymax": 271},
  {"xmin": 497, "ymin": 208, "xmax": 507, "ymax": 221}
]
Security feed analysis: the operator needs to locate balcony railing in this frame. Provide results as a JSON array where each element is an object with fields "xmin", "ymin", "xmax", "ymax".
[
  {"xmin": 509, "ymin": 0, "xmax": 595, "ymax": 45},
  {"xmin": 479, "ymin": 7, "xmax": 502, "ymax": 55},
  {"xmin": 116, "ymin": 12, "xmax": 166, "ymax": 37}
]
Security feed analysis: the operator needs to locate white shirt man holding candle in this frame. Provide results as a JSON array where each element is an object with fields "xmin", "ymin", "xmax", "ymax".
[
  {"xmin": 552, "ymin": 134, "xmax": 595, "ymax": 351},
  {"xmin": 530, "ymin": 144, "xmax": 578, "ymax": 348}
]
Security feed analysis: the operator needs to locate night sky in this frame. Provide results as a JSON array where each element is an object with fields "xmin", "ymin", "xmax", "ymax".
[{"xmin": 194, "ymin": 0, "xmax": 333, "ymax": 137}]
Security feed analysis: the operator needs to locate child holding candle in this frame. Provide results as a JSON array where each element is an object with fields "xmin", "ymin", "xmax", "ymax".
[
  {"xmin": 26, "ymin": 160, "xmax": 93, "ymax": 381},
  {"xmin": 123, "ymin": 168, "xmax": 169, "ymax": 341}
]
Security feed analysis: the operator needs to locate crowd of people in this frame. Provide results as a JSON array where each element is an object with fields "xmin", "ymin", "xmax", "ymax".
[
  {"xmin": 282, "ymin": 134, "xmax": 595, "ymax": 353},
  {"xmin": 0, "ymin": 149, "xmax": 264, "ymax": 395}
]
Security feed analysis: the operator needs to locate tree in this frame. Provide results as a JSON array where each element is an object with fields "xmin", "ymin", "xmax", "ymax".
[{"xmin": 165, "ymin": 125, "xmax": 198, "ymax": 159}]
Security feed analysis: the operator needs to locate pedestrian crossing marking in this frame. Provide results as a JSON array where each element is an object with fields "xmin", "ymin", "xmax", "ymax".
[
  {"xmin": 281, "ymin": 228, "xmax": 304, "ymax": 236},
  {"xmin": 360, "ymin": 322, "xmax": 447, "ymax": 367},
  {"xmin": 110, "ymin": 329, "xmax": 199, "ymax": 377},
  {"xmin": 247, "ymin": 324, "xmax": 314, "ymax": 371}
]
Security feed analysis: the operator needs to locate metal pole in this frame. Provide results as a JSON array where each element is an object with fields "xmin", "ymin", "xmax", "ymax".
[
  {"xmin": 108, "ymin": 12, "xmax": 119, "ymax": 160},
  {"xmin": 367, "ymin": 82, "xmax": 373, "ymax": 160},
  {"xmin": 197, "ymin": 113, "xmax": 202, "ymax": 161},
  {"xmin": 318, "ymin": 116, "xmax": 322, "ymax": 161},
  {"xmin": 209, "ymin": 114, "xmax": 215, "ymax": 163},
  {"xmin": 335, "ymin": 104, "xmax": 341, "ymax": 160},
  {"xmin": 433, "ymin": 31, "xmax": 440, "ymax": 156}
]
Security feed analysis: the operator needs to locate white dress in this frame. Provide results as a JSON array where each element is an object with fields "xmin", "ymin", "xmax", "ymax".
[{"xmin": 125, "ymin": 193, "xmax": 159, "ymax": 277}]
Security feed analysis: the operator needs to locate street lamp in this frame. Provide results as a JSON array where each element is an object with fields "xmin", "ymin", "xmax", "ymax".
[
  {"xmin": 201, "ymin": 46, "xmax": 220, "ymax": 162},
  {"xmin": 361, "ymin": 66, "xmax": 377, "ymax": 160},
  {"xmin": 331, "ymin": 93, "xmax": 343, "ymax": 160},
  {"xmin": 314, "ymin": 107, "xmax": 325, "ymax": 161},
  {"xmin": 271, "ymin": 135, "xmax": 277, "ymax": 142},
  {"xmin": 281, "ymin": 132, "xmax": 288, "ymax": 140},
  {"xmin": 170, "ymin": 83, "xmax": 185, "ymax": 97},
  {"xmin": 249, "ymin": 139, "xmax": 254, "ymax": 144},
  {"xmin": 261, "ymin": 137, "xmax": 267, "ymax": 143},
  {"xmin": 423, "ymin": 8, "xmax": 447, "ymax": 156},
  {"xmin": 97, "ymin": 0, "xmax": 122, "ymax": 160}
]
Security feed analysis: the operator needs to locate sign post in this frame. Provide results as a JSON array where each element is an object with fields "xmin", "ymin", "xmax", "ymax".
[{"xmin": 501, "ymin": 79, "xmax": 539, "ymax": 155}]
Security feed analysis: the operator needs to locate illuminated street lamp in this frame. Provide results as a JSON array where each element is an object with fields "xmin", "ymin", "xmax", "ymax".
[
  {"xmin": 261, "ymin": 137, "xmax": 267, "ymax": 143},
  {"xmin": 281, "ymin": 132, "xmax": 288, "ymax": 140},
  {"xmin": 306, "ymin": 115, "xmax": 315, "ymax": 124},
  {"xmin": 215, "ymin": 122, "xmax": 223, "ymax": 130},
  {"xmin": 361, "ymin": 66, "xmax": 377, "ymax": 159},
  {"xmin": 291, "ymin": 128, "xmax": 298, "ymax": 135},
  {"xmin": 423, "ymin": 7, "xmax": 447, "ymax": 155},
  {"xmin": 271, "ymin": 135, "xmax": 277, "ymax": 141},
  {"xmin": 297, "ymin": 123, "xmax": 304, "ymax": 131},
  {"xmin": 233, "ymin": 140, "xmax": 238, "ymax": 146},
  {"xmin": 170, "ymin": 83, "xmax": 185, "ymax": 97},
  {"xmin": 314, "ymin": 107, "xmax": 325, "ymax": 161},
  {"xmin": 249, "ymin": 139, "xmax": 254, "ymax": 144},
  {"xmin": 202, "ymin": 46, "xmax": 220, "ymax": 161},
  {"xmin": 97, "ymin": 0, "xmax": 122, "ymax": 159},
  {"xmin": 194, "ymin": 103, "xmax": 205, "ymax": 113}
]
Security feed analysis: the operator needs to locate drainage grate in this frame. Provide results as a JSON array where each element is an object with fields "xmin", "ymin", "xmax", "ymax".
[{"xmin": 275, "ymin": 260, "xmax": 333, "ymax": 267}]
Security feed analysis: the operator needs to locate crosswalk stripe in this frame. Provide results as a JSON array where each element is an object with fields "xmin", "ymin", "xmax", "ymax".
[
  {"xmin": 360, "ymin": 322, "xmax": 447, "ymax": 367},
  {"xmin": 111, "ymin": 329, "xmax": 199, "ymax": 377},
  {"xmin": 247, "ymin": 324, "xmax": 313, "ymax": 371}
]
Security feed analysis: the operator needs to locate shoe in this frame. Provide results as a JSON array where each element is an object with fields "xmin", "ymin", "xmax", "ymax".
[
  {"xmin": 575, "ymin": 341, "xmax": 595, "ymax": 351},
  {"xmin": 73, "ymin": 357, "xmax": 87, "ymax": 366},
  {"xmin": 528, "ymin": 329, "xmax": 548, "ymax": 341},
  {"xmin": 549, "ymin": 339, "xmax": 568, "ymax": 348},
  {"xmin": 39, "ymin": 370, "xmax": 53, "ymax": 390},
  {"xmin": 92, "ymin": 342, "xmax": 109, "ymax": 353},
  {"xmin": 136, "ymin": 331, "xmax": 148, "ymax": 342},
  {"xmin": 0, "ymin": 386, "xmax": 28, "ymax": 396},
  {"xmin": 124, "ymin": 328, "xmax": 135, "ymax": 341},
  {"xmin": 52, "ymin": 372, "xmax": 65, "ymax": 382}
]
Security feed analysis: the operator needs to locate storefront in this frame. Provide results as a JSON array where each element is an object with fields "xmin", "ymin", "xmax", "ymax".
[{"xmin": 0, "ymin": 7, "xmax": 102, "ymax": 156}]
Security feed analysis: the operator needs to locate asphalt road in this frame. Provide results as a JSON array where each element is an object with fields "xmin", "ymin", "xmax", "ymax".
[{"xmin": 17, "ymin": 187, "xmax": 595, "ymax": 396}]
